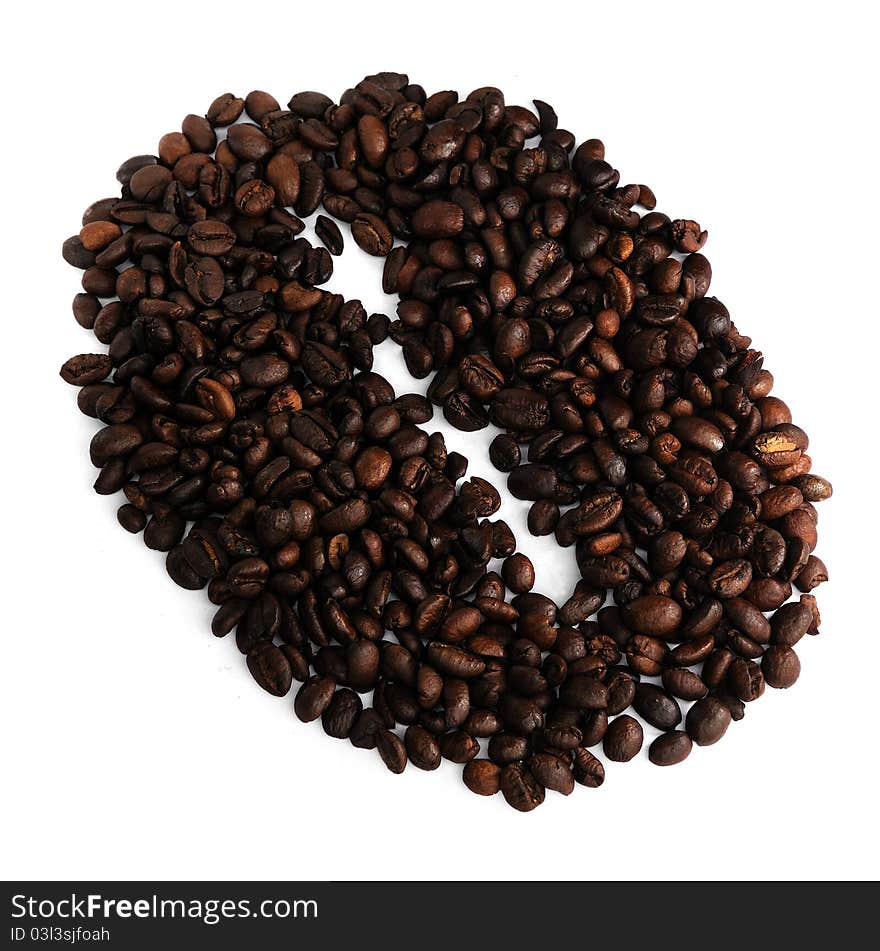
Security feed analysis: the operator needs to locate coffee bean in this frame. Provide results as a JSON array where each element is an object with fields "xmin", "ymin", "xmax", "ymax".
[
  {"xmin": 488, "ymin": 733, "xmax": 529, "ymax": 766},
  {"xmin": 648, "ymin": 731, "xmax": 693, "ymax": 766},
  {"xmin": 315, "ymin": 215, "xmax": 344, "ymax": 256},
  {"xmin": 404, "ymin": 725, "xmax": 441, "ymax": 770},
  {"xmin": 349, "ymin": 709, "xmax": 385, "ymax": 750},
  {"xmin": 462, "ymin": 759, "xmax": 501, "ymax": 796},
  {"xmin": 529, "ymin": 752, "xmax": 575, "ymax": 796},
  {"xmin": 60, "ymin": 354, "xmax": 112, "ymax": 386},
  {"xmin": 771, "ymin": 602, "xmax": 812, "ymax": 646},
  {"xmin": 685, "ymin": 697, "xmax": 732, "ymax": 746},
  {"xmin": 411, "ymin": 200, "xmax": 465, "ymax": 238},
  {"xmin": 206, "ymin": 93, "xmax": 244, "ymax": 126},
  {"xmin": 321, "ymin": 689, "xmax": 362, "ymax": 739},
  {"xmin": 61, "ymin": 76, "xmax": 830, "ymax": 810},
  {"xmin": 376, "ymin": 729, "xmax": 407, "ymax": 774},
  {"xmin": 572, "ymin": 747, "xmax": 605, "ymax": 787},
  {"xmin": 762, "ymin": 645, "xmax": 801, "ymax": 688},
  {"xmin": 117, "ymin": 504, "xmax": 147, "ymax": 534},
  {"xmin": 728, "ymin": 657, "xmax": 766, "ymax": 702},
  {"xmin": 492, "ymin": 389, "xmax": 550, "ymax": 431},
  {"xmin": 500, "ymin": 762, "xmax": 545, "ymax": 812},
  {"xmin": 247, "ymin": 643, "xmax": 293, "ymax": 697},
  {"xmin": 633, "ymin": 684, "xmax": 682, "ymax": 730},
  {"xmin": 294, "ymin": 676, "xmax": 336, "ymax": 723},
  {"xmin": 187, "ymin": 220, "xmax": 236, "ymax": 256},
  {"xmin": 166, "ymin": 546, "xmax": 206, "ymax": 590},
  {"xmin": 352, "ymin": 214, "xmax": 393, "ymax": 256},
  {"xmin": 508, "ymin": 464, "xmax": 558, "ymax": 501},
  {"xmin": 622, "ymin": 595, "xmax": 682, "ymax": 638},
  {"xmin": 439, "ymin": 730, "xmax": 480, "ymax": 763},
  {"xmin": 603, "ymin": 715, "xmax": 644, "ymax": 762},
  {"xmin": 662, "ymin": 668, "xmax": 708, "ymax": 701},
  {"xmin": 502, "ymin": 553, "xmax": 535, "ymax": 594}
]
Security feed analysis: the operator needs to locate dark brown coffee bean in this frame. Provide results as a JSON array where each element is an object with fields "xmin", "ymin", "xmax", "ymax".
[
  {"xmin": 559, "ymin": 675, "xmax": 608, "ymax": 711},
  {"xmin": 685, "ymin": 697, "xmax": 732, "ymax": 746},
  {"xmin": 404, "ymin": 725, "xmax": 442, "ymax": 770},
  {"xmin": 488, "ymin": 733, "xmax": 529, "ymax": 766},
  {"xmin": 572, "ymin": 747, "xmax": 605, "ymax": 787},
  {"xmin": 439, "ymin": 730, "xmax": 480, "ymax": 763},
  {"xmin": 376, "ymin": 729, "xmax": 407, "ymax": 773},
  {"xmin": 117, "ymin": 504, "xmax": 147, "ymax": 534},
  {"xmin": 622, "ymin": 595, "xmax": 682, "ymax": 638},
  {"xmin": 349, "ymin": 709, "xmax": 385, "ymax": 750},
  {"xmin": 426, "ymin": 642, "xmax": 486, "ymax": 678},
  {"xmin": 633, "ymin": 684, "xmax": 682, "ymax": 730},
  {"xmin": 294, "ymin": 676, "xmax": 336, "ymax": 722},
  {"xmin": 529, "ymin": 752, "xmax": 575, "ymax": 796},
  {"xmin": 315, "ymin": 215, "xmax": 344, "ymax": 255},
  {"xmin": 60, "ymin": 354, "xmax": 112, "ymax": 386},
  {"xmin": 728, "ymin": 657, "xmax": 766, "ymax": 702},
  {"xmin": 207, "ymin": 93, "xmax": 244, "ymax": 126},
  {"xmin": 649, "ymin": 731, "xmax": 693, "ymax": 766},
  {"xmin": 771, "ymin": 602, "xmax": 812, "ymax": 646},
  {"xmin": 502, "ymin": 553, "xmax": 535, "ymax": 594},
  {"xmin": 603, "ymin": 714, "xmax": 643, "ymax": 762},
  {"xmin": 352, "ymin": 214, "xmax": 393, "ymax": 256},
  {"xmin": 187, "ymin": 220, "xmax": 236, "ymax": 256},
  {"xmin": 662, "ymin": 668, "xmax": 708, "ymax": 701},
  {"xmin": 492, "ymin": 388, "xmax": 550, "ymax": 431},
  {"xmin": 463, "ymin": 759, "xmax": 502, "ymax": 796},
  {"xmin": 762, "ymin": 645, "xmax": 801, "ymax": 688},
  {"xmin": 500, "ymin": 762, "xmax": 545, "ymax": 812},
  {"xmin": 247, "ymin": 643, "xmax": 293, "ymax": 697},
  {"xmin": 412, "ymin": 200, "xmax": 465, "ymax": 238},
  {"xmin": 322, "ymin": 689, "xmax": 363, "ymax": 739}
]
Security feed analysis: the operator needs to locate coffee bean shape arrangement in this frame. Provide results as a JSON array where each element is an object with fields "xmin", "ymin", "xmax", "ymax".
[{"xmin": 61, "ymin": 74, "xmax": 831, "ymax": 811}]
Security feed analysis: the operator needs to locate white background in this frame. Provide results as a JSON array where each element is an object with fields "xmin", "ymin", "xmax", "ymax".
[{"xmin": 2, "ymin": 0, "xmax": 877, "ymax": 882}]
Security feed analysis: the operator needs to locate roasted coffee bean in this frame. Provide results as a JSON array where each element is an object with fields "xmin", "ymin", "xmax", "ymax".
[
  {"xmin": 462, "ymin": 759, "xmax": 501, "ymax": 796},
  {"xmin": 62, "ymin": 76, "xmax": 830, "ymax": 810},
  {"xmin": 117, "ymin": 504, "xmax": 147, "ymax": 534},
  {"xmin": 648, "ymin": 731, "xmax": 693, "ymax": 766},
  {"xmin": 685, "ymin": 697, "xmax": 732, "ymax": 746},
  {"xmin": 602, "ymin": 715, "xmax": 643, "ymax": 762},
  {"xmin": 500, "ymin": 762, "xmax": 545, "ymax": 812},
  {"xmin": 60, "ymin": 353, "xmax": 112, "ymax": 386},
  {"xmin": 489, "ymin": 434, "xmax": 521, "ymax": 472},
  {"xmin": 502, "ymin": 553, "xmax": 535, "ymax": 594},
  {"xmin": 632, "ymin": 684, "xmax": 681, "ymax": 730},
  {"xmin": 728, "ymin": 657, "xmax": 766, "ymax": 702},
  {"xmin": 349, "ymin": 709, "xmax": 385, "ymax": 750},
  {"xmin": 439, "ymin": 730, "xmax": 480, "ymax": 763},
  {"xmin": 315, "ymin": 215, "xmax": 344, "ymax": 256},
  {"xmin": 322, "ymin": 689, "xmax": 362, "ymax": 738},
  {"xmin": 572, "ymin": 747, "xmax": 605, "ymax": 787},
  {"xmin": 771, "ymin": 602, "xmax": 812, "ymax": 646},
  {"xmin": 529, "ymin": 752, "xmax": 575, "ymax": 796},
  {"xmin": 352, "ymin": 214, "xmax": 393, "ymax": 256},
  {"xmin": 166, "ymin": 547, "xmax": 206, "ymax": 590},
  {"xmin": 622, "ymin": 595, "xmax": 682, "ymax": 638},
  {"xmin": 662, "ymin": 668, "xmax": 708, "ymax": 701},
  {"xmin": 762, "ymin": 645, "xmax": 801, "ymax": 688},
  {"xmin": 404, "ymin": 725, "xmax": 442, "ymax": 770},
  {"xmin": 376, "ymin": 729, "xmax": 407, "ymax": 773},
  {"xmin": 246, "ymin": 643, "xmax": 293, "ymax": 697},
  {"xmin": 294, "ymin": 676, "xmax": 336, "ymax": 723},
  {"xmin": 488, "ymin": 733, "xmax": 529, "ymax": 766}
]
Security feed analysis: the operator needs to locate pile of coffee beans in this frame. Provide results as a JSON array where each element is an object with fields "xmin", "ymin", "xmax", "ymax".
[{"xmin": 61, "ymin": 73, "xmax": 831, "ymax": 811}]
